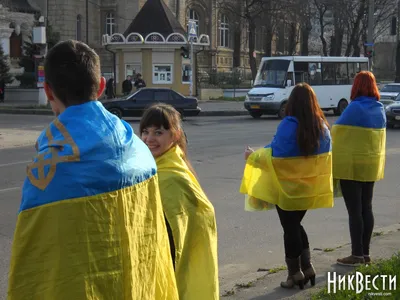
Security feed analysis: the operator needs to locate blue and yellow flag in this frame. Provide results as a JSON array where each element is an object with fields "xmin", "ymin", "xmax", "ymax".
[
  {"xmin": 8, "ymin": 101, "xmax": 179, "ymax": 300},
  {"xmin": 332, "ymin": 96, "xmax": 386, "ymax": 182},
  {"xmin": 156, "ymin": 146, "xmax": 219, "ymax": 300},
  {"xmin": 240, "ymin": 116, "xmax": 334, "ymax": 211}
]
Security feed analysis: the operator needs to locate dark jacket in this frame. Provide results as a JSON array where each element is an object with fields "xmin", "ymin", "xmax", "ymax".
[
  {"xmin": 134, "ymin": 79, "xmax": 146, "ymax": 90},
  {"xmin": 122, "ymin": 80, "xmax": 133, "ymax": 93}
]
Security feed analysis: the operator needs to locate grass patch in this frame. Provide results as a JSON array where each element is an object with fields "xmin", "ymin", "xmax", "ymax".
[
  {"xmin": 209, "ymin": 96, "xmax": 245, "ymax": 102},
  {"xmin": 268, "ymin": 265, "xmax": 287, "ymax": 274},
  {"xmin": 372, "ymin": 231, "xmax": 384, "ymax": 237},
  {"xmin": 221, "ymin": 289, "xmax": 235, "ymax": 297},
  {"xmin": 324, "ymin": 248, "xmax": 335, "ymax": 252},
  {"xmin": 235, "ymin": 281, "xmax": 254, "ymax": 289},
  {"xmin": 312, "ymin": 252, "xmax": 400, "ymax": 299}
]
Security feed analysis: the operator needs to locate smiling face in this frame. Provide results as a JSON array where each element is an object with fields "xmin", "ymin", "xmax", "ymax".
[{"xmin": 141, "ymin": 126, "xmax": 175, "ymax": 158}]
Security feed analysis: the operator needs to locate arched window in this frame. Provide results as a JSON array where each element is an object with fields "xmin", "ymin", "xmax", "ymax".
[
  {"xmin": 187, "ymin": 9, "xmax": 200, "ymax": 35},
  {"xmin": 219, "ymin": 14, "xmax": 229, "ymax": 48},
  {"xmin": 76, "ymin": 15, "xmax": 82, "ymax": 41},
  {"xmin": 106, "ymin": 12, "xmax": 116, "ymax": 36}
]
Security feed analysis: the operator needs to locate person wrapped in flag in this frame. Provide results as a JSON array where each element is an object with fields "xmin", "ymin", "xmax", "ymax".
[
  {"xmin": 240, "ymin": 83, "xmax": 333, "ymax": 290},
  {"xmin": 333, "ymin": 71, "xmax": 386, "ymax": 267},
  {"xmin": 7, "ymin": 40, "xmax": 178, "ymax": 300},
  {"xmin": 140, "ymin": 104, "xmax": 219, "ymax": 300}
]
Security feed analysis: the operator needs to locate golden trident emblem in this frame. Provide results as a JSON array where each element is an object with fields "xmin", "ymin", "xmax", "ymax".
[{"xmin": 27, "ymin": 119, "xmax": 80, "ymax": 190}]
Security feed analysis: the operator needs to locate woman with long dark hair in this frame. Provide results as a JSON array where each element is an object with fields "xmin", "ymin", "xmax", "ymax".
[
  {"xmin": 333, "ymin": 71, "xmax": 386, "ymax": 266},
  {"xmin": 139, "ymin": 103, "xmax": 219, "ymax": 300},
  {"xmin": 241, "ymin": 83, "xmax": 333, "ymax": 289}
]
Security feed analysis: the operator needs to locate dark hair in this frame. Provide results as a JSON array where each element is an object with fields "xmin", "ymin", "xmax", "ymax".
[
  {"xmin": 44, "ymin": 40, "xmax": 101, "ymax": 107},
  {"xmin": 139, "ymin": 104, "xmax": 197, "ymax": 176},
  {"xmin": 350, "ymin": 71, "xmax": 380, "ymax": 101},
  {"xmin": 285, "ymin": 83, "xmax": 330, "ymax": 156}
]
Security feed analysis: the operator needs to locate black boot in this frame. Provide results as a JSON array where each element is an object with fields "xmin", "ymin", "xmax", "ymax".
[
  {"xmin": 300, "ymin": 248, "xmax": 316, "ymax": 286},
  {"xmin": 280, "ymin": 256, "xmax": 305, "ymax": 289}
]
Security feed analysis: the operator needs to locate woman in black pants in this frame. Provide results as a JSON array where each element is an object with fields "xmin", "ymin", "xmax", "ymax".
[
  {"xmin": 332, "ymin": 71, "xmax": 386, "ymax": 266},
  {"xmin": 242, "ymin": 84, "xmax": 334, "ymax": 289}
]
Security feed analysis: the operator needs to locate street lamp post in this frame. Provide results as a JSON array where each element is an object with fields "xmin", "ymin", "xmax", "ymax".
[
  {"xmin": 86, "ymin": 0, "xmax": 89, "ymax": 44},
  {"xmin": 367, "ymin": 0, "xmax": 375, "ymax": 70}
]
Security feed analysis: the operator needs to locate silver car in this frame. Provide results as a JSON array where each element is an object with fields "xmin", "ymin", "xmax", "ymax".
[{"xmin": 380, "ymin": 83, "xmax": 400, "ymax": 107}]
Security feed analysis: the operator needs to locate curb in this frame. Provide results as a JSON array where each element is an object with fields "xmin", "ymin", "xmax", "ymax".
[
  {"xmin": 0, "ymin": 108, "xmax": 250, "ymax": 117},
  {"xmin": 0, "ymin": 109, "xmax": 53, "ymax": 116},
  {"xmin": 199, "ymin": 110, "xmax": 249, "ymax": 117}
]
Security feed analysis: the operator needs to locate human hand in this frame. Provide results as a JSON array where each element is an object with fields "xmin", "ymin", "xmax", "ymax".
[{"xmin": 244, "ymin": 146, "xmax": 254, "ymax": 160}]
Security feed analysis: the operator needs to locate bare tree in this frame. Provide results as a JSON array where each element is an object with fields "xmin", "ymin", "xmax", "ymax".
[
  {"xmin": 217, "ymin": 0, "xmax": 288, "ymax": 80},
  {"xmin": 261, "ymin": 0, "xmax": 280, "ymax": 57},
  {"xmin": 313, "ymin": 0, "xmax": 332, "ymax": 56},
  {"xmin": 298, "ymin": 0, "xmax": 313, "ymax": 55},
  {"xmin": 329, "ymin": 0, "xmax": 348, "ymax": 56}
]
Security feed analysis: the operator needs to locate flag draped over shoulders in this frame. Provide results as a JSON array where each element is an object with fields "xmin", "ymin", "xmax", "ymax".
[
  {"xmin": 332, "ymin": 96, "xmax": 386, "ymax": 182},
  {"xmin": 240, "ymin": 116, "xmax": 333, "ymax": 211},
  {"xmin": 156, "ymin": 146, "xmax": 219, "ymax": 300},
  {"xmin": 8, "ymin": 101, "xmax": 178, "ymax": 300}
]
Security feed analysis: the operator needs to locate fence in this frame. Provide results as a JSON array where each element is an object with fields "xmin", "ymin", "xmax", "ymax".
[{"xmin": 196, "ymin": 68, "xmax": 253, "ymax": 90}]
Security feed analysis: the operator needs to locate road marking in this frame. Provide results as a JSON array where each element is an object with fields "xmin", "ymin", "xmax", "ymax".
[
  {"xmin": 0, "ymin": 160, "xmax": 31, "ymax": 168},
  {"xmin": 0, "ymin": 187, "xmax": 20, "ymax": 193}
]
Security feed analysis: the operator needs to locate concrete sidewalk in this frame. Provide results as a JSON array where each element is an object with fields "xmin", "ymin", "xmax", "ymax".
[
  {"xmin": 0, "ymin": 101, "xmax": 249, "ymax": 117},
  {"xmin": 222, "ymin": 223, "xmax": 400, "ymax": 300}
]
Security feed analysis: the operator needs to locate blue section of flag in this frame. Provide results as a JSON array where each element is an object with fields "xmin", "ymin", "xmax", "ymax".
[
  {"xmin": 264, "ymin": 116, "xmax": 331, "ymax": 158},
  {"xmin": 20, "ymin": 101, "xmax": 156, "ymax": 212},
  {"xmin": 335, "ymin": 96, "xmax": 386, "ymax": 129}
]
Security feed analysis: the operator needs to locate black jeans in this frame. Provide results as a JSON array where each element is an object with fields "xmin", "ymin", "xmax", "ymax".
[
  {"xmin": 276, "ymin": 206, "xmax": 309, "ymax": 259},
  {"xmin": 340, "ymin": 180, "xmax": 375, "ymax": 257},
  {"xmin": 165, "ymin": 217, "xmax": 176, "ymax": 269}
]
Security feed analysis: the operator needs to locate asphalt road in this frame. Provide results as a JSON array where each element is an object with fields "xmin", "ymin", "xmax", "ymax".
[{"xmin": 0, "ymin": 114, "xmax": 399, "ymax": 298}]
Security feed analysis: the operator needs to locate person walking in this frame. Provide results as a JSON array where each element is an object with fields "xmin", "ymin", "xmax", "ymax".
[
  {"xmin": 333, "ymin": 71, "xmax": 386, "ymax": 266},
  {"xmin": 139, "ymin": 103, "xmax": 219, "ymax": 300},
  {"xmin": 105, "ymin": 77, "xmax": 115, "ymax": 99},
  {"xmin": 122, "ymin": 75, "xmax": 133, "ymax": 95},
  {"xmin": 240, "ymin": 83, "xmax": 334, "ymax": 289}
]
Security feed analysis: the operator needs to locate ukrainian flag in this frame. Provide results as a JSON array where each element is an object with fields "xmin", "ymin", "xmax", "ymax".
[
  {"xmin": 8, "ymin": 101, "xmax": 178, "ymax": 300},
  {"xmin": 332, "ymin": 96, "xmax": 386, "ymax": 182},
  {"xmin": 240, "ymin": 117, "xmax": 334, "ymax": 211},
  {"xmin": 156, "ymin": 146, "xmax": 219, "ymax": 300}
]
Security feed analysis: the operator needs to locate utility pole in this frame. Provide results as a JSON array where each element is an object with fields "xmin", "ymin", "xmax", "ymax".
[
  {"xmin": 86, "ymin": 0, "xmax": 89, "ymax": 44},
  {"xmin": 367, "ymin": 0, "xmax": 375, "ymax": 70},
  {"xmin": 188, "ymin": 20, "xmax": 197, "ymax": 97},
  {"xmin": 396, "ymin": 0, "xmax": 400, "ymax": 82},
  {"xmin": 190, "ymin": 39, "xmax": 194, "ymax": 96}
]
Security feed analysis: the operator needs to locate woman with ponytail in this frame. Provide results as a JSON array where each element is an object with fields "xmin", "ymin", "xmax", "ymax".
[{"xmin": 140, "ymin": 104, "xmax": 219, "ymax": 300}]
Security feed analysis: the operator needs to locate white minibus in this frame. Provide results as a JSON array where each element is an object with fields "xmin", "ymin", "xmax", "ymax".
[{"xmin": 244, "ymin": 56, "xmax": 369, "ymax": 118}]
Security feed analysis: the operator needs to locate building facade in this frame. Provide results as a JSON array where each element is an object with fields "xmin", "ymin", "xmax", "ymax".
[
  {"xmin": 0, "ymin": 0, "xmax": 38, "ymax": 86},
  {"xmin": 33, "ymin": 0, "xmax": 267, "ymax": 85}
]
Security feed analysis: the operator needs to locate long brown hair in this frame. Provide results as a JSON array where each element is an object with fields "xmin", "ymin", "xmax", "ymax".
[
  {"xmin": 139, "ymin": 103, "xmax": 197, "ymax": 176},
  {"xmin": 285, "ymin": 83, "xmax": 330, "ymax": 156}
]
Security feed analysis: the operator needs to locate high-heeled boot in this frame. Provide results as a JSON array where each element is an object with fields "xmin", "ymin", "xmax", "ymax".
[
  {"xmin": 300, "ymin": 248, "xmax": 316, "ymax": 286},
  {"xmin": 280, "ymin": 256, "xmax": 305, "ymax": 289}
]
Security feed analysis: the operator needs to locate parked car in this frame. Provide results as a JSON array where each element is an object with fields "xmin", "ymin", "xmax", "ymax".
[
  {"xmin": 379, "ymin": 83, "xmax": 400, "ymax": 107},
  {"xmin": 385, "ymin": 101, "xmax": 400, "ymax": 128},
  {"xmin": 101, "ymin": 88, "xmax": 201, "ymax": 118}
]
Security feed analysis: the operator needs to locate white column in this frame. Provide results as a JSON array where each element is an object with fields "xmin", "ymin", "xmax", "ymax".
[{"xmin": 0, "ymin": 27, "xmax": 13, "ymax": 55}]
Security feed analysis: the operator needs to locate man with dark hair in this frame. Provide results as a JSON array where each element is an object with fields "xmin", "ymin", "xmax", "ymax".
[
  {"xmin": 122, "ymin": 75, "xmax": 133, "ymax": 95},
  {"xmin": 8, "ymin": 40, "xmax": 178, "ymax": 300},
  {"xmin": 134, "ymin": 73, "xmax": 146, "ymax": 90}
]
